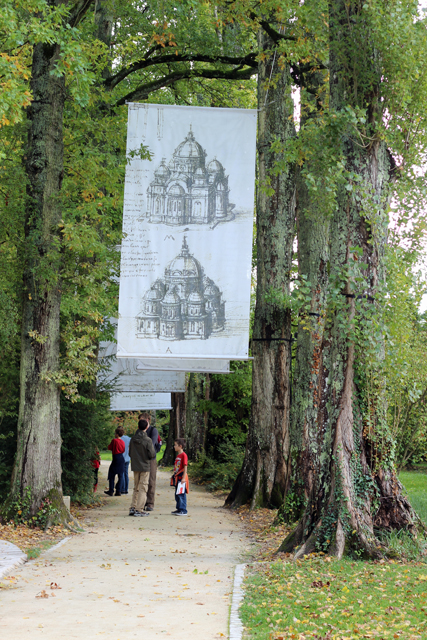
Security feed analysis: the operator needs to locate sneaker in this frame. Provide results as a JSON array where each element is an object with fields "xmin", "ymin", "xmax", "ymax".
[
  {"xmin": 133, "ymin": 510, "xmax": 149, "ymax": 517},
  {"xmin": 129, "ymin": 508, "xmax": 135, "ymax": 516},
  {"xmin": 114, "ymin": 492, "xmax": 122, "ymax": 496},
  {"xmin": 174, "ymin": 511, "xmax": 188, "ymax": 516},
  {"xmin": 104, "ymin": 491, "xmax": 113, "ymax": 496},
  {"xmin": 144, "ymin": 506, "xmax": 153, "ymax": 512},
  {"xmin": 171, "ymin": 510, "xmax": 179, "ymax": 515}
]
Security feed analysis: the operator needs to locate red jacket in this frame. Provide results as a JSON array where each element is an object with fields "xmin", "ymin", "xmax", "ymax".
[{"xmin": 108, "ymin": 438, "xmax": 125, "ymax": 455}]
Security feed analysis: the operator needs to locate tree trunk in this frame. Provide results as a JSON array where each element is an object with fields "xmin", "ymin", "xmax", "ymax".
[
  {"xmin": 226, "ymin": 28, "xmax": 296, "ymax": 509},
  {"xmin": 161, "ymin": 391, "xmax": 186, "ymax": 466},
  {"xmin": 279, "ymin": 72, "xmax": 330, "ymax": 523},
  {"xmin": 184, "ymin": 373, "xmax": 207, "ymax": 461},
  {"xmin": 280, "ymin": 0, "xmax": 415, "ymax": 557},
  {"xmin": 10, "ymin": 38, "xmax": 66, "ymax": 516}
]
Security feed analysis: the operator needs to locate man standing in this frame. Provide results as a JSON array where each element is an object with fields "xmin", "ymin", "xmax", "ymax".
[
  {"xmin": 128, "ymin": 419, "xmax": 156, "ymax": 517},
  {"xmin": 138, "ymin": 412, "xmax": 160, "ymax": 512}
]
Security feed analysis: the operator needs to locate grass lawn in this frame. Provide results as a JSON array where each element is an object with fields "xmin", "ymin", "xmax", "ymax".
[
  {"xmin": 240, "ymin": 471, "xmax": 427, "ymax": 640},
  {"xmin": 399, "ymin": 471, "xmax": 427, "ymax": 526},
  {"xmin": 240, "ymin": 556, "xmax": 427, "ymax": 640},
  {"xmin": 100, "ymin": 443, "xmax": 166, "ymax": 463}
]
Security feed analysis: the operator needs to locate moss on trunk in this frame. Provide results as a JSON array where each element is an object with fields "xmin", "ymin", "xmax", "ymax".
[
  {"xmin": 280, "ymin": 0, "xmax": 416, "ymax": 557},
  {"xmin": 227, "ymin": 28, "xmax": 296, "ymax": 509}
]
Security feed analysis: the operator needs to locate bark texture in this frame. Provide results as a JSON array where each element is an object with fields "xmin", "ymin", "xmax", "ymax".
[
  {"xmin": 161, "ymin": 391, "xmax": 187, "ymax": 466},
  {"xmin": 284, "ymin": 73, "xmax": 330, "ymax": 523},
  {"xmin": 280, "ymin": 0, "xmax": 415, "ymax": 557},
  {"xmin": 226, "ymin": 29, "xmax": 296, "ymax": 509},
  {"xmin": 10, "ymin": 39, "xmax": 66, "ymax": 513},
  {"xmin": 184, "ymin": 373, "xmax": 207, "ymax": 461}
]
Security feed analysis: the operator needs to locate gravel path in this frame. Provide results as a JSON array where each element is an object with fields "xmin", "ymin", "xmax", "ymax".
[{"xmin": 0, "ymin": 463, "xmax": 248, "ymax": 639}]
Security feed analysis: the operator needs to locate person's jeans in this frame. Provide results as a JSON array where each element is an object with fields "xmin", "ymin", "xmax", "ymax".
[
  {"xmin": 110, "ymin": 472, "xmax": 124, "ymax": 494},
  {"xmin": 123, "ymin": 461, "xmax": 129, "ymax": 493},
  {"xmin": 175, "ymin": 491, "xmax": 187, "ymax": 514}
]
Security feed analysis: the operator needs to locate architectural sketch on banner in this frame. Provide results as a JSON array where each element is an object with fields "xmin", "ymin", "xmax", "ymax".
[
  {"xmin": 98, "ymin": 321, "xmax": 230, "ymax": 373},
  {"xmin": 118, "ymin": 103, "xmax": 257, "ymax": 359},
  {"xmin": 145, "ymin": 126, "xmax": 233, "ymax": 225},
  {"xmin": 99, "ymin": 357, "xmax": 185, "ymax": 393},
  {"xmin": 110, "ymin": 392, "xmax": 172, "ymax": 412},
  {"xmin": 136, "ymin": 236, "xmax": 225, "ymax": 341}
]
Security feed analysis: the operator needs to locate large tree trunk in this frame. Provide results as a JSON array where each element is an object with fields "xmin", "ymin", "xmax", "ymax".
[
  {"xmin": 184, "ymin": 373, "xmax": 207, "ymax": 461},
  {"xmin": 161, "ymin": 391, "xmax": 187, "ymax": 466},
  {"xmin": 226, "ymin": 28, "xmax": 296, "ymax": 509},
  {"xmin": 10, "ymin": 39, "xmax": 66, "ymax": 514},
  {"xmin": 280, "ymin": 0, "xmax": 415, "ymax": 558},
  {"xmin": 279, "ymin": 72, "xmax": 330, "ymax": 523}
]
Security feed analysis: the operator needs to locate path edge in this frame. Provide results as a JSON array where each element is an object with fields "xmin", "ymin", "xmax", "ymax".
[
  {"xmin": 44, "ymin": 536, "xmax": 72, "ymax": 554},
  {"xmin": 229, "ymin": 563, "xmax": 246, "ymax": 640},
  {"xmin": 0, "ymin": 542, "xmax": 27, "ymax": 580}
]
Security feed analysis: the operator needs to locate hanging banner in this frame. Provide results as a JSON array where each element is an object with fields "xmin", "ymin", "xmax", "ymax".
[
  {"xmin": 132, "ymin": 358, "xmax": 230, "ymax": 374},
  {"xmin": 100, "ymin": 358, "xmax": 185, "ymax": 392},
  {"xmin": 99, "ymin": 328, "xmax": 230, "ymax": 374},
  {"xmin": 110, "ymin": 392, "xmax": 172, "ymax": 412},
  {"xmin": 117, "ymin": 103, "xmax": 256, "ymax": 360}
]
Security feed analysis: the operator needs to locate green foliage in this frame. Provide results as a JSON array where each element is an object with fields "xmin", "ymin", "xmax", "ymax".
[
  {"xmin": 188, "ymin": 442, "xmax": 245, "ymax": 492},
  {"xmin": 1, "ymin": 487, "xmax": 60, "ymax": 528},
  {"xmin": 60, "ymin": 390, "xmax": 113, "ymax": 503},
  {"xmin": 201, "ymin": 361, "xmax": 252, "ymax": 453},
  {"xmin": 277, "ymin": 483, "xmax": 306, "ymax": 524}
]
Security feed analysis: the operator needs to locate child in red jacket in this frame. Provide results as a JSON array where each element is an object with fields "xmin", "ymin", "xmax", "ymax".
[{"xmin": 171, "ymin": 438, "xmax": 188, "ymax": 516}]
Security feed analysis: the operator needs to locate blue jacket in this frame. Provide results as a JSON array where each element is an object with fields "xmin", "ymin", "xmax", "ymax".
[{"xmin": 121, "ymin": 435, "xmax": 131, "ymax": 463}]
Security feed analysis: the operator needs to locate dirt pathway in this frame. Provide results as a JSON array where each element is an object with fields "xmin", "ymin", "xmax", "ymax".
[{"xmin": 0, "ymin": 463, "xmax": 249, "ymax": 639}]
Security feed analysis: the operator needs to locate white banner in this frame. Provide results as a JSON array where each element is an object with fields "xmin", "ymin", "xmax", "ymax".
[
  {"xmin": 117, "ymin": 103, "xmax": 256, "ymax": 360},
  {"xmin": 99, "ymin": 327, "xmax": 230, "ymax": 374},
  {"xmin": 132, "ymin": 358, "xmax": 230, "ymax": 373},
  {"xmin": 100, "ymin": 358, "xmax": 185, "ymax": 392},
  {"xmin": 110, "ymin": 392, "xmax": 172, "ymax": 411}
]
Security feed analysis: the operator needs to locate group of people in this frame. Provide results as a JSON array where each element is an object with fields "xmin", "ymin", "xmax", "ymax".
[{"xmin": 104, "ymin": 413, "xmax": 189, "ymax": 517}]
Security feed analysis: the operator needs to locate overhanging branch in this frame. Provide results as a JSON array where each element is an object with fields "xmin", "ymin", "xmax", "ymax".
[
  {"xmin": 114, "ymin": 66, "xmax": 257, "ymax": 107},
  {"xmin": 106, "ymin": 51, "xmax": 257, "ymax": 90}
]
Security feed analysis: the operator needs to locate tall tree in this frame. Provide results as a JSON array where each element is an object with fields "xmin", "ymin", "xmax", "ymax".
[
  {"xmin": 226, "ymin": 25, "xmax": 296, "ymax": 508},
  {"xmin": 10, "ymin": 0, "xmax": 96, "ymax": 517},
  {"xmin": 281, "ymin": 0, "xmax": 425, "ymax": 557},
  {"xmin": 4, "ymin": 0, "xmax": 258, "ymax": 516}
]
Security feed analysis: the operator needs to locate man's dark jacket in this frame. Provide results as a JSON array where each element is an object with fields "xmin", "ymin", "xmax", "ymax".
[{"xmin": 129, "ymin": 429, "xmax": 156, "ymax": 472}]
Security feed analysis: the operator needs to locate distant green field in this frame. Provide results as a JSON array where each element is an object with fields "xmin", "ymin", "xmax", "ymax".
[
  {"xmin": 399, "ymin": 470, "xmax": 427, "ymax": 524},
  {"xmin": 100, "ymin": 443, "xmax": 166, "ymax": 463}
]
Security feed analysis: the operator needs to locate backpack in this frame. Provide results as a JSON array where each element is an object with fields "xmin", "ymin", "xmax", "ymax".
[{"xmin": 148, "ymin": 426, "xmax": 162, "ymax": 453}]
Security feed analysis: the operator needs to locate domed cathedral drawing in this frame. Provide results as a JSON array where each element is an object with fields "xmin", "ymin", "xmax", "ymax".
[
  {"xmin": 136, "ymin": 237, "xmax": 225, "ymax": 341},
  {"xmin": 144, "ymin": 126, "xmax": 234, "ymax": 225}
]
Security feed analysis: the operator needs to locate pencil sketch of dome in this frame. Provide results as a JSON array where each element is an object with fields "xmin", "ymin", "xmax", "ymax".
[
  {"xmin": 143, "ymin": 126, "xmax": 235, "ymax": 225},
  {"xmin": 136, "ymin": 237, "xmax": 225, "ymax": 341}
]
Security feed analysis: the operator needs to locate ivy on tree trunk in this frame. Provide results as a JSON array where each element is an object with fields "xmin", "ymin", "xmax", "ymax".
[
  {"xmin": 10, "ymin": 39, "xmax": 66, "ymax": 515},
  {"xmin": 226, "ymin": 28, "xmax": 296, "ymax": 509},
  {"xmin": 280, "ymin": 0, "xmax": 416, "ymax": 558}
]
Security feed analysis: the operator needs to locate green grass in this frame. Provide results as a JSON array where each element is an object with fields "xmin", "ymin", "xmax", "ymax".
[
  {"xmin": 399, "ymin": 471, "xmax": 427, "ymax": 525},
  {"xmin": 25, "ymin": 540, "xmax": 59, "ymax": 560},
  {"xmin": 240, "ymin": 472, "xmax": 427, "ymax": 640},
  {"xmin": 100, "ymin": 443, "xmax": 166, "ymax": 463},
  {"xmin": 240, "ymin": 557, "xmax": 427, "ymax": 640}
]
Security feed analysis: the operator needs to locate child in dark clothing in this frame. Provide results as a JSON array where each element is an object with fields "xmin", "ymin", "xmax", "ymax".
[
  {"xmin": 171, "ymin": 438, "xmax": 188, "ymax": 516},
  {"xmin": 105, "ymin": 428, "xmax": 125, "ymax": 496}
]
